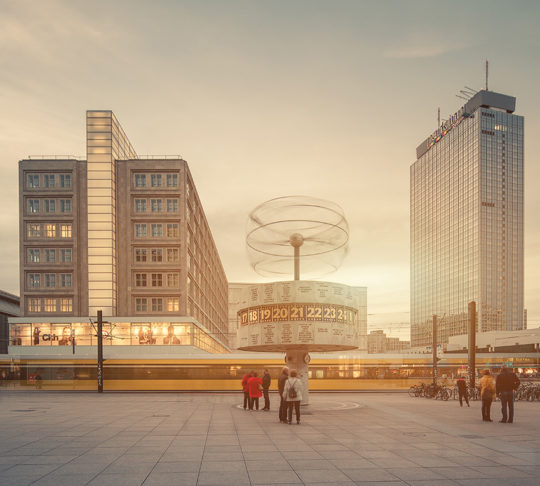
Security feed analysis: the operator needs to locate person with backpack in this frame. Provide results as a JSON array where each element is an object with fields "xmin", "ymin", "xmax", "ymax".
[
  {"xmin": 283, "ymin": 369, "xmax": 302, "ymax": 425},
  {"xmin": 496, "ymin": 366, "xmax": 520, "ymax": 423},
  {"xmin": 479, "ymin": 370, "xmax": 495, "ymax": 422}
]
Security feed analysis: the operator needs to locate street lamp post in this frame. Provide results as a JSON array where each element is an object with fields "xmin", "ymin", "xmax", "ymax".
[{"xmin": 97, "ymin": 310, "xmax": 103, "ymax": 393}]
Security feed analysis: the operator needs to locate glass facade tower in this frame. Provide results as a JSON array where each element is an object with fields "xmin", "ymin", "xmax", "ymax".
[{"xmin": 411, "ymin": 90, "xmax": 524, "ymax": 347}]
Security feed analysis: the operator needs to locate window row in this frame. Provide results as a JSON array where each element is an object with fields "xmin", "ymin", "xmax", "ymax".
[
  {"xmin": 134, "ymin": 173, "xmax": 178, "ymax": 188},
  {"xmin": 27, "ymin": 223, "xmax": 72, "ymax": 239},
  {"xmin": 134, "ymin": 198, "xmax": 178, "ymax": 213},
  {"xmin": 134, "ymin": 223, "xmax": 178, "ymax": 238},
  {"xmin": 134, "ymin": 247, "xmax": 179, "ymax": 263},
  {"xmin": 134, "ymin": 272, "xmax": 180, "ymax": 287},
  {"xmin": 27, "ymin": 297, "xmax": 73, "ymax": 313},
  {"xmin": 135, "ymin": 297, "xmax": 180, "ymax": 313},
  {"xmin": 27, "ymin": 273, "xmax": 72, "ymax": 288},
  {"xmin": 27, "ymin": 198, "xmax": 72, "ymax": 214},
  {"xmin": 26, "ymin": 173, "xmax": 72, "ymax": 189},
  {"xmin": 27, "ymin": 248, "xmax": 72, "ymax": 263}
]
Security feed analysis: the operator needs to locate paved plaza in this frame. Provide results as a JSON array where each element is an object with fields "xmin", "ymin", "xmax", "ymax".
[{"xmin": 0, "ymin": 391, "xmax": 539, "ymax": 486}]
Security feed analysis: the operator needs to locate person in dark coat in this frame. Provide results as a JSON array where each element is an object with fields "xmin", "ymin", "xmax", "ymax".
[
  {"xmin": 278, "ymin": 367, "xmax": 289, "ymax": 423},
  {"xmin": 496, "ymin": 366, "xmax": 520, "ymax": 423},
  {"xmin": 262, "ymin": 368, "xmax": 271, "ymax": 411},
  {"xmin": 456, "ymin": 377, "xmax": 469, "ymax": 407}
]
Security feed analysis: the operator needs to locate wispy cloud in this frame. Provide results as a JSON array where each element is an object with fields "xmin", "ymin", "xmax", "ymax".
[{"xmin": 383, "ymin": 38, "xmax": 469, "ymax": 59}]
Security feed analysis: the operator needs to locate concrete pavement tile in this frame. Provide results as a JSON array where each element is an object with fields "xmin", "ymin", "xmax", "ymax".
[
  {"xmin": 330, "ymin": 459, "xmax": 377, "ymax": 469},
  {"xmin": 19, "ymin": 455, "xmax": 78, "ymax": 465},
  {"xmin": 432, "ymin": 466, "xmax": 492, "ymax": 479},
  {"xmin": 244, "ymin": 451, "xmax": 285, "ymax": 461},
  {"xmin": 405, "ymin": 481, "xmax": 460, "ymax": 486},
  {"xmin": 472, "ymin": 466, "xmax": 534, "ymax": 478},
  {"xmin": 248, "ymin": 469, "xmax": 302, "ymax": 484},
  {"xmin": 203, "ymin": 445, "xmax": 241, "ymax": 453},
  {"xmin": 153, "ymin": 460, "xmax": 201, "ymax": 472},
  {"xmin": 287, "ymin": 459, "xmax": 337, "ymax": 470},
  {"xmin": 102, "ymin": 461, "xmax": 155, "ymax": 475},
  {"xmin": 246, "ymin": 459, "xmax": 292, "ymax": 471},
  {"xmin": 199, "ymin": 460, "xmax": 247, "ymax": 472},
  {"xmin": 202, "ymin": 451, "xmax": 244, "ymax": 461},
  {"xmin": 368, "ymin": 457, "xmax": 419, "ymax": 468},
  {"xmin": 0, "ymin": 464, "xmax": 60, "ymax": 477},
  {"xmin": 87, "ymin": 473, "xmax": 148, "ymax": 486},
  {"xmin": 0, "ymin": 477, "xmax": 39, "ymax": 486},
  {"xmin": 31, "ymin": 473, "xmax": 97, "ymax": 486},
  {"xmin": 296, "ymin": 468, "xmax": 353, "ymax": 483},
  {"xmin": 142, "ymin": 472, "xmax": 198, "ymax": 486},
  {"xmin": 510, "ymin": 465, "xmax": 540, "ymax": 476},
  {"xmin": 280, "ymin": 450, "xmax": 323, "ymax": 460},
  {"xmin": 320, "ymin": 450, "xmax": 364, "ymax": 460},
  {"xmin": 197, "ymin": 470, "xmax": 251, "ymax": 485},
  {"xmin": 341, "ymin": 468, "xmax": 399, "ymax": 482},
  {"xmin": 384, "ymin": 467, "xmax": 446, "ymax": 481}
]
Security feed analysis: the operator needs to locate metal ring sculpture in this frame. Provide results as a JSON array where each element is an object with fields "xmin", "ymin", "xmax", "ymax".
[{"xmin": 246, "ymin": 196, "xmax": 349, "ymax": 278}]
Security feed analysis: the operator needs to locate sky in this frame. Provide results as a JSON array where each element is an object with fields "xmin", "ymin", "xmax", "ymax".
[{"xmin": 1, "ymin": 0, "xmax": 539, "ymax": 340}]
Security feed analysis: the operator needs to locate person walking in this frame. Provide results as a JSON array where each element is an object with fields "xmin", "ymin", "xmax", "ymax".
[
  {"xmin": 456, "ymin": 377, "xmax": 470, "ymax": 407},
  {"xmin": 496, "ymin": 365, "xmax": 520, "ymax": 423},
  {"xmin": 283, "ymin": 369, "xmax": 302, "ymax": 425},
  {"xmin": 241, "ymin": 371, "xmax": 252, "ymax": 410},
  {"xmin": 247, "ymin": 371, "xmax": 263, "ymax": 411},
  {"xmin": 479, "ymin": 369, "xmax": 495, "ymax": 422},
  {"xmin": 262, "ymin": 368, "xmax": 271, "ymax": 411},
  {"xmin": 278, "ymin": 367, "xmax": 289, "ymax": 423}
]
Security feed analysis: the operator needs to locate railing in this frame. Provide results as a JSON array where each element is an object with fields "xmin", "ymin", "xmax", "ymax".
[{"xmin": 27, "ymin": 155, "xmax": 83, "ymax": 160}]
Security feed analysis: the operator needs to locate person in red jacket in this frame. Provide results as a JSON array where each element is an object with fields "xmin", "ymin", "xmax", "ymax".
[
  {"xmin": 241, "ymin": 371, "xmax": 252, "ymax": 410},
  {"xmin": 247, "ymin": 371, "xmax": 263, "ymax": 411}
]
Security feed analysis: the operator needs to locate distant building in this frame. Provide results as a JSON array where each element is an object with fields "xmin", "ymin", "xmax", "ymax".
[
  {"xmin": 447, "ymin": 328, "xmax": 540, "ymax": 354},
  {"xmin": 411, "ymin": 90, "xmax": 524, "ymax": 347},
  {"xmin": 10, "ymin": 110, "xmax": 229, "ymax": 355},
  {"xmin": 1, "ymin": 290, "xmax": 20, "ymax": 354},
  {"xmin": 367, "ymin": 330, "xmax": 410, "ymax": 354}
]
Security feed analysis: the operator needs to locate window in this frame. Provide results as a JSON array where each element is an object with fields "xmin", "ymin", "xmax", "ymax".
[
  {"xmin": 45, "ymin": 224, "xmax": 56, "ymax": 238},
  {"xmin": 60, "ymin": 249, "xmax": 72, "ymax": 262},
  {"xmin": 60, "ymin": 298, "xmax": 72, "ymax": 312},
  {"xmin": 27, "ymin": 174, "xmax": 39, "ymax": 188},
  {"xmin": 60, "ymin": 174, "xmax": 71, "ymax": 188},
  {"xmin": 151, "ymin": 199, "xmax": 162, "ymax": 212},
  {"xmin": 28, "ymin": 200, "xmax": 39, "ymax": 213},
  {"xmin": 167, "ymin": 199, "xmax": 178, "ymax": 213},
  {"xmin": 59, "ymin": 200, "xmax": 71, "ymax": 213},
  {"xmin": 27, "ymin": 223, "xmax": 41, "ymax": 237},
  {"xmin": 167, "ymin": 223, "xmax": 179, "ymax": 238},
  {"xmin": 152, "ymin": 298, "xmax": 163, "ymax": 312},
  {"xmin": 151, "ymin": 174, "xmax": 162, "ymax": 187},
  {"xmin": 135, "ymin": 248, "xmax": 147, "ymax": 262},
  {"xmin": 44, "ymin": 174, "xmax": 55, "ymax": 188},
  {"xmin": 44, "ymin": 200, "xmax": 55, "ymax": 213},
  {"xmin": 136, "ymin": 298, "xmax": 147, "ymax": 312},
  {"xmin": 151, "ymin": 273, "xmax": 163, "ymax": 287},
  {"xmin": 44, "ymin": 249, "xmax": 56, "ymax": 263},
  {"xmin": 44, "ymin": 273, "xmax": 56, "ymax": 288},
  {"xmin": 135, "ymin": 273, "xmax": 147, "ymax": 287},
  {"xmin": 167, "ymin": 174, "xmax": 178, "ymax": 187},
  {"xmin": 60, "ymin": 224, "xmax": 72, "ymax": 238},
  {"xmin": 135, "ymin": 224, "xmax": 147, "ymax": 238},
  {"xmin": 60, "ymin": 274, "xmax": 72, "ymax": 287},
  {"xmin": 151, "ymin": 224, "xmax": 162, "ymax": 237},
  {"xmin": 28, "ymin": 273, "xmax": 40, "ymax": 288},
  {"xmin": 135, "ymin": 199, "xmax": 146, "ymax": 212},
  {"xmin": 167, "ymin": 273, "xmax": 179, "ymax": 287},
  {"xmin": 28, "ymin": 249, "xmax": 40, "ymax": 263},
  {"xmin": 151, "ymin": 248, "xmax": 163, "ymax": 262},
  {"xmin": 44, "ymin": 298, "xmax": 56, "ymax": 312},
  {"xmin": 167, "ymin": 297, "xmax": 179, "ymax": 312},
  {"xmin": 167, "ymin": 248, "xmax": 179, "ymax": 262},
  {"xmin": 135, "ymin": 174, "xmax": 146, "ymax": 187},
  {"xmin": 28, "ymin": 298, "xmax": 41, "ymax": 312}
]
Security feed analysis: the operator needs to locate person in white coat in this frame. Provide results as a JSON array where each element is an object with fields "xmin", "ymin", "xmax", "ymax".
[{"xmin": 283, "ymin": 369, "xmax": 302, "ymax": 424}]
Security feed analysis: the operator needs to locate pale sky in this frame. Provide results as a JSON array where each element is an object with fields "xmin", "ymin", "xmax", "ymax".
[{"xmin": 1, "ymin": 0, "xmax": 539, "ymax": 339}]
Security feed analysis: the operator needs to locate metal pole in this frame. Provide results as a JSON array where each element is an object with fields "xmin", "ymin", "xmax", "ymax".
[
  {"xmin": 468, "ymin": 301, "xmax": 476, "ymax": 390},
  {"xmin": 97, "ymin": 310, "xmax": 103, "ymax": 393},
  {"xmin": 72, "ymin": 325, "xmax": 75, "ymax": 355},
  {"xmin": 294, "ymin": 245, "xmax": 300, "ymax": 281},
  {"xmin": 432, "ymin": 314, "xmax": 437, "ymax": 385}
]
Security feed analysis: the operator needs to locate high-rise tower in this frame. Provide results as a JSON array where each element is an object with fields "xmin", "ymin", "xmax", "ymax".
[{"xmin": 411, "ymin": 90, "xmax": 524, "ymax": 347}]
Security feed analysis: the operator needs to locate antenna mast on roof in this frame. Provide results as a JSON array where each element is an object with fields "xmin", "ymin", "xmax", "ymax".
[
  {"xmin": 486, "ymin": 59, "xmax": 489, "ymax": 91},
  {"xmin": 437, "ymin": 107, "xmax": 440, "ymax": 127}
]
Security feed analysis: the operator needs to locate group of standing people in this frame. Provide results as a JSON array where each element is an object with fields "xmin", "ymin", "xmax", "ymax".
[
  {"xmin": 241, "ymin": 366, "xmax": 303, "ymax": 424},
  {"xmin": 457, "ymin": 366, "xmax": 520, "ymax": 423}
]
